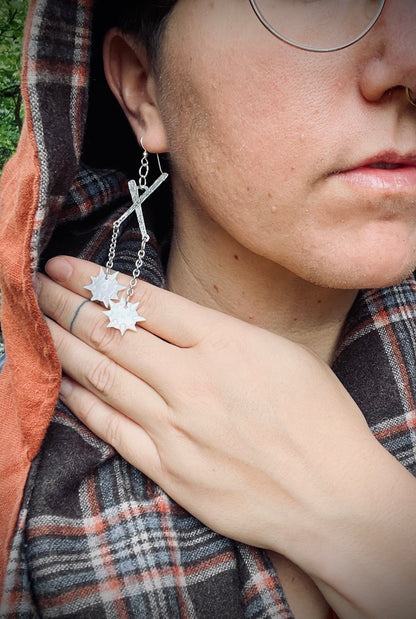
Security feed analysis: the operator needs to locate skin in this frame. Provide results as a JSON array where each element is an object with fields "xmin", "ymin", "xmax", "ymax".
[
  {"xmin": 129, "ymin": 0, "xmax": 416, "ymax": 359},
  {"xmin": 37, "ymin": 0, "xmax": 416, "ymax": 616},
  {"xmin": 163, "ymin": 0, "xmax": 416, "ymax": 288},
  {"xmin": 38, "ymin": 259, "xmax": 416, "ymax": 619}
]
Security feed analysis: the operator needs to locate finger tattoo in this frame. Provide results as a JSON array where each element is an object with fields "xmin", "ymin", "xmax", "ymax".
[{"xmin": 69, "ymin": 299, "xmax": 90, "ymax": 333}]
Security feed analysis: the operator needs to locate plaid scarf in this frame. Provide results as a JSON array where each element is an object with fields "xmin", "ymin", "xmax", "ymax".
[
  {"xmin": 1, "ymin": 165, "xmax": 294, "ymax": 618},
  {"xmin": 1, "ymin": 167, "xmax": 416, "ymax": 619},
  {"xmin": 1, "ymin": 0, "xmax": 416, "ymax": 616}
]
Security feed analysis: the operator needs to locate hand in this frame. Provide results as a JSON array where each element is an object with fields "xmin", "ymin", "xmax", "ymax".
[
  {"xmin": 38, "ymin": 256, "xmax": 416, "ymax": 618},
  {"xmin": 37, "ymin": 255, "xmax": 367, "ymax": 552}
]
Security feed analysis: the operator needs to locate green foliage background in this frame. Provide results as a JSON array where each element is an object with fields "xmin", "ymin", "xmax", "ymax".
[
  {"xmin": 0, "ymin": 0, "xmax": 28, "ymax": 352},
  {"xmin": 0, "ymin": 0, "xmax": 28, "ymax": 172}
]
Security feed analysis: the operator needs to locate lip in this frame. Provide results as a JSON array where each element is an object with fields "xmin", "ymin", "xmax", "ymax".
[
  {"xmin": 333, "ymin": 151, "xmax": 416, "ymax": 191},
  {"xmin": 352, "ymin": 151, "xmax": 416, "ymax": 168}
]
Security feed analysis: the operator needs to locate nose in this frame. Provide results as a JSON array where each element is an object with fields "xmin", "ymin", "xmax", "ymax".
[{"xmin": 359, "ymin": 0, "xmax": 416, "ymax": 105}]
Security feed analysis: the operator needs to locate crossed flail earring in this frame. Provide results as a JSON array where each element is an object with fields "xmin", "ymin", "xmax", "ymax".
[{"xmin": 85, "ymin": 138, "xmax": 168, "ymax": 335}]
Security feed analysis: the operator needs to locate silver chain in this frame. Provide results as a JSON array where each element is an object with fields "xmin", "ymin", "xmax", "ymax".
[
  {"xmin": 139, "ymin": 149, "xmax": 149, "ymax": 191},
  {"xmin": 123, "ymin": 146, "xmax": 151, "ymax": 303},
  {"xmin": 125, "ymin": 231, "xmax": 150, "ymax": 304},
  {"xmin": 105, "ymin": 220, "xmax": 121, "ymax": 276},
  {"xmin": 104, "ymin": 143, "xmax": 153, "ymax": 301}
]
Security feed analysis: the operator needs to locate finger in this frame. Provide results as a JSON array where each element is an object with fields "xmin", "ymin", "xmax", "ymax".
[
  {"xmin": 38, "ymin": 273, "xmax": 180, "ymax": 393},
  {"xmin": 44, "ymin": 256, "xmax": 220, "ymax": 348},
  {"xmin": 46, "ymin": 317, "xmax": 168, "ymax": 435},
  {"xmin": 59, "ymin": 375, "xmax": 163, "ymax": 481}
]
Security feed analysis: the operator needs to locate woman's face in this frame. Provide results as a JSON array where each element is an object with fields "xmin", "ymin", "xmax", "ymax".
[{"xmin": 154, "ymin": 0, "xmax": 416, "ymax": 289}]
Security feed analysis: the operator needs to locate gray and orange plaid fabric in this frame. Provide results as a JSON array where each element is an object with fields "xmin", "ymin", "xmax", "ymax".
[{"xmin": 1, "ymin": 0, "xmax": 415, "ymax": 616}]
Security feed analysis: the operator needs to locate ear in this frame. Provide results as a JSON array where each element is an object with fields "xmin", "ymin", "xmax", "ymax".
[{"xmin": 103, "ymin": 28, "xmax": 168, "ymax": 153}]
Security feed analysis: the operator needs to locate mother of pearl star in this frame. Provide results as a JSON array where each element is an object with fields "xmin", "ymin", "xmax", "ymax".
[
  {"xmin": 84, "ymin": 268, "xmax": 125, "ymax": 308},
  {"xmin": 103, "ymin": 297, "xmax": 146, "ymax": 336}
]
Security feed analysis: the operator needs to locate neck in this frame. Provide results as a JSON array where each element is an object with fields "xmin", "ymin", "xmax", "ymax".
[{"xmin": 166, "ymin": 209, "xmax": 357, "ymax": 365}]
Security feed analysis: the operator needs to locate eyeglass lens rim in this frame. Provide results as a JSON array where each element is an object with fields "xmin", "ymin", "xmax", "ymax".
[{"xmin": 248, "ymin": 0, "xmax": 387, "ymax": 53}]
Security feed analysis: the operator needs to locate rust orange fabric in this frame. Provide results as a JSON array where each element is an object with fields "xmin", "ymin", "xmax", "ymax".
[{"xmin": 0, "ymin": 2, "xmax": 61, "ymax": 589}]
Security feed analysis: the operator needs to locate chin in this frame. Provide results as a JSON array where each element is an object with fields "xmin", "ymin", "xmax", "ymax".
[
  {"xmin": 299, "ymin": 225, "xmax": 416, "ymax": 290},
  {"xmin": 298, "ymin": 244, "xmax": 416, "ymax": 290},
  {"xmin": 308, "ymin": 259, "xmax": 416, "ymax": 291}
]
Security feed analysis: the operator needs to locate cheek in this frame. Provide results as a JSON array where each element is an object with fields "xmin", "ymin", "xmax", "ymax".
[
  {"xmin": 160, "ymin": 62, "xmax": 315, "ymax": 231},
  {"xmin": 157, "ymin": 10, "xmax": 345, "ymax": 245},
  {"xmin": 159, "ymin": 33, "xmax": 344, "ymax": 213},
  {"xmin": 159, "ymin": 69, "xmax": 322, "ymax": 275},
  {"xmin": 157, "ymin": 22, "xmax": 416, "ymax": 289}
]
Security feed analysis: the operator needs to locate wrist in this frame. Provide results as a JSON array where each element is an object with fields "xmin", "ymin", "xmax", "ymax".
[{"xmin": 301, "ymin": 440, "xmax": 416, "ymax": 618}]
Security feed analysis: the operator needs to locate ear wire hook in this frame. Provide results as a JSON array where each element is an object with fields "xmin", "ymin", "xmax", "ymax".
[
  {"xmin": 405, "ymin": 87, "xmax": 416, "ymax": 108},
  {"xmin": 140, "ymin": 136, "xmax": 166, "ymax": 174},
  {"xmin": 156, "ymin": 152, "xmax": 164, "ymax": 174},
  {"xmin": 84, "ymin": 136, "xmax": 168, "ymax": 335}
]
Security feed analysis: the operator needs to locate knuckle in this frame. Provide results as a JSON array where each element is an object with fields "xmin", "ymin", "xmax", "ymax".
[
  {"xmin": 199, "ymin": 331, "xmax": 242, "ymax": 355},
  {"xmin": 179, "ymin": 377, "xmax": 210, "ymax": 402},
  {"xmin": 85, "ymin": 356, "xmax": 116, "ymax": 398},
  {"xmin": 89, "ymin": 315, "xmax": 119, "ymax": 353},
  {"xmin": 132, "ymin": 282, "xmax": 156, "ymax": 318},
  {"xmin": 79, "ymin": 396, "xmax": 101, "ymax": 430},
  {"xmin": 80, "ymin": 397, "xmax": 122, "ymax": 452},
  {"xmin": 52, "ymin": 289, "xmax": 75, "ymax": 325},
  {"xmin": 104, "ymin": 413, "xmax": 123, "ymax": 450},
  {"xmin": 46, "ymin": 318, "xmax": 67, "ymax": 353}
]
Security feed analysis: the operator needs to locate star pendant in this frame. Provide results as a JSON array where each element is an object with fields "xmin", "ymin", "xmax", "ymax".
[
  {"xmin": 84, "ymin": 268, "xmax": 125, "ymax": 308},
  {"xmin": 103, "ymin": 297, "xmax": 146, "ymax": 336}
]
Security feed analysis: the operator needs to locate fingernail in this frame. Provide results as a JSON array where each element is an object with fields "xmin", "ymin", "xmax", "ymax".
[
  {"xmin": 32, "ymin": 273, "xmax": 42, "ymax": 296},
  {"xmin": 45, "ymin": 257, "xmax": 73, "ymax": 283},
  {"xmin": 59, "ymin": 376, "xmax": 73, "ymax": 399}
]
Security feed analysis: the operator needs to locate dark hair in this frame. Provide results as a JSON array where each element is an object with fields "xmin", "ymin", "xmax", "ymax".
[
  {"xmin": 113, "ymin": 1, "xmax": 178, "ymax": 64},
  {"xmin": 82, "ymin": 1, "xmax": 177, "ymax": 252},
  {"xmin": 84, "ymin": 0, "xmax": 178, "ymax": 172}
]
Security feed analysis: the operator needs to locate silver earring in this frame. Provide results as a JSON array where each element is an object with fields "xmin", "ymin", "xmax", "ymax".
[
  {"xmin": 406, "ymin": 87, "xmax": 416, "ymax": 108},
  {"xmin": 85, "ymin": 138, "xmax": 168, "ymax": 335}
]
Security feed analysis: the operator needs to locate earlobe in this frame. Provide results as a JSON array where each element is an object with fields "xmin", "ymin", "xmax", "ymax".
[{"xmin": 103, "ymin": 28, "xmax": 168, "ymax": 153}]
